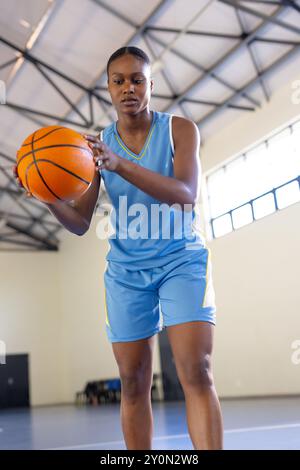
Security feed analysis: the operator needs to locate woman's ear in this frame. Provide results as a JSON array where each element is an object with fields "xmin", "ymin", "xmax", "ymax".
[{"xmin": 150, "ymin": 79, "xmax": 154, "ymax": 92}]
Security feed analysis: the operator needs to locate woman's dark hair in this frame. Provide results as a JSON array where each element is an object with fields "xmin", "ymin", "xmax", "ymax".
[{"xmin": 106, "ymin": 46, "xmax": 150, "ymax": 76}]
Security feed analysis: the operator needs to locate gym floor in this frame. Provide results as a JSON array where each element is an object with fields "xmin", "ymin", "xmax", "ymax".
[{"xmin": 1, "ymin": 396, "xmax": 300, "ymax": 450}]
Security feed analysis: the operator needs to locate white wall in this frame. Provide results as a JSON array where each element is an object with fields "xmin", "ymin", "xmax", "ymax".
[
  {"xmin": 0, "ymin": 252, "xmax": 64, "ymax": 406},
  {"xmin": 201, "ymin": 70, "xmax": 300, "ymax": 397},
  {"xmin": 211, "ymin": 203, "xmax": 300, "ymax": 397}
]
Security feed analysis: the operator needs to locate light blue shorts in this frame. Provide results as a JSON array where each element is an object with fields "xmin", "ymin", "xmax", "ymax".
[{"xmin": 103, "ymin": 248, "xmax": 217, "ymax": 343}]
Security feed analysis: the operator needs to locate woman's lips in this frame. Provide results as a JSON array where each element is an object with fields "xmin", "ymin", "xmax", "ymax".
[{"xmin": 121, "ymin": 100, "xmax": 138, "ymax": 106}]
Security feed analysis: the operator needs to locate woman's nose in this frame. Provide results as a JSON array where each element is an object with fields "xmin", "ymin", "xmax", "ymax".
[{"xmin": 123, "ymin": 81, "xmax": 135, "ymax": 94}]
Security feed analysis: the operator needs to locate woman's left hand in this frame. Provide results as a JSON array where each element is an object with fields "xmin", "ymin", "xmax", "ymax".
[{"xmin": 83, "ymin": 134, "xmax": 121, "ymax": 172}]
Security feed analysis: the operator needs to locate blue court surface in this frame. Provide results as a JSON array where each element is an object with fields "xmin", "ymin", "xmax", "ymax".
[{"xmin": 0, "ymin": 396, "xmax": 300, "ymax": 450}]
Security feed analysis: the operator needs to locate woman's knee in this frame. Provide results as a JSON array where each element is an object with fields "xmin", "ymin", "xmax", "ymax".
[
  {"xmin": 112, "ymin": 337, "xmax": 155, "ymax": 402},
  {"xmin": 177, "ymin": 354, "xmax": 214, "ymax": 390},
  {"xmin": 119, "ymin": 364, "xmax": 152, "ymax": 401}
]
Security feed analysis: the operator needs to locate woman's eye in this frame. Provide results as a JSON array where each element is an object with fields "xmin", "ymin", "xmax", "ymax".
[{"xmin": 113, "ymin": 79, "xmax": 143, "ymax": 84}]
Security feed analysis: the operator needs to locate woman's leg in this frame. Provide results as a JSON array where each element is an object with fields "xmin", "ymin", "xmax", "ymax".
[
  {"xmin": 112, "ymin": 336, "xmax": 155, "ymax": 450},
  {"xmin": 167, "ymin": 321, "xmax": 223, "ymax": 450}
]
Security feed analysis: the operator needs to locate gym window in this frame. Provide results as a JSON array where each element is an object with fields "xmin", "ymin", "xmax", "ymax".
[{"xmin": 204, "ymin": 119, "xmax": 300, "ymax": 239}]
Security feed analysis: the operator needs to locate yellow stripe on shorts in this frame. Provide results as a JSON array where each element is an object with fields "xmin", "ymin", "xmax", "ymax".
[
  {"xmin": 201, "ymin": 248, "xmax": 216, "ymax": 309},
  {"xmin": 104, "ymin": 287, "xmax": 110, "ymax": 328}
]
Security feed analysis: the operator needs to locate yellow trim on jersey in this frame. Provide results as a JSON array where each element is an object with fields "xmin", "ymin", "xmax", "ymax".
[
  {"xmin": 114, "ymin": 123, "xmax": 156, "ymax": 160},
  {"xmin": 104, "ymin": 288, "xmax": 110, "ymax": 328},
  {"xmin": 201, "ymin": 248, "xmax": 210, "ymax": 308}
]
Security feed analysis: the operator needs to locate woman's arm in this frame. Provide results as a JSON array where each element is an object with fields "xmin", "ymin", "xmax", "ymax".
[
  {"xmin": 13, "ymin": 158, "xmax": 101, "ymax": 236},
  {"xmin": 118, "ymin": 117, "xmax": 200, "ymax": 208},
  {"xmin": 46, "ymin": 171, "xmax": 101, "ymax": 236},
  {"xmin": 86, "ymin": 117, "xmax": 200, "ymax": 210}
]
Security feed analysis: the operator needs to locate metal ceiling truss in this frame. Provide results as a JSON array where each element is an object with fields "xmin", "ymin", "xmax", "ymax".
[
  {"xmin": 0, "ymin": 153, "xmax": 60, "ymax": 250},
  {"xmin": 0, "ymin": 0, "xmax": 171, "ymax": 251},
  {"xmin": 0, "ymin": 0, "xmax": 299, "ymax": 251},
  {"xmin": 160, "ymin": 5, "xmax": 299, "ymax": 115},
  {"xmin": 0, "ymin": 36, "xmax": 113, "ymax": 129}
]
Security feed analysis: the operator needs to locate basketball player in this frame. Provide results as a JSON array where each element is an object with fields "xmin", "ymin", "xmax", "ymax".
[{"xmin": 13, "ymin": 47, "xmax": 223, "ymax": 450}]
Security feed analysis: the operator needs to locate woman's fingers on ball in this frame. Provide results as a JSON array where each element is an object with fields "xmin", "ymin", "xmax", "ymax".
[
  {"xmin": 84, "ymin": 134, "xmax": 98, "ymax": 143},
  {"xmin": 12, "ymin": 166, "xmax": 23, "ymax": 188},
  {"xmin": 15, "ymin": 176, "xmax": 26, "ymax": 191}
]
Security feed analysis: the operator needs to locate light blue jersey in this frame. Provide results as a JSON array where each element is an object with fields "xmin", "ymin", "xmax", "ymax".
[
  {"xmin": 100, "ymin": 110, "xmax": 206, "ymax": 269},
  {"xmin": 99, "ymin": 110, "xmax": 216, "ymax": 342}
]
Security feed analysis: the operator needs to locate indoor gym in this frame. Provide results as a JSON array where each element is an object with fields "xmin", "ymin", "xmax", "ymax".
[{"xmin": 0, "ymin": 0, "xmax": 300, "ymax": 451}]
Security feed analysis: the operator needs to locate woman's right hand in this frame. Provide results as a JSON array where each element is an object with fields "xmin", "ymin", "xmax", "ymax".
[{"xmin": 12, "ymin": 165, "xmax": 32, "ymax": 198}]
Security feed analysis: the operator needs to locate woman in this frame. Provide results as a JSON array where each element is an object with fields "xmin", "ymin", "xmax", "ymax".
[{"xmin": 13, "ymin": 46, "xmax": 223, "ymax": 450}]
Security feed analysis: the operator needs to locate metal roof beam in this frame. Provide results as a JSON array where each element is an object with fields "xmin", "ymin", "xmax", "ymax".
[
  {"xmin": 0, "ymin": 37, "xmax": 111, "ymax": 105},
  {"xmin": 0, "ymin": 57, "xmax": 18, "ymax": 71},
  {"xmin": 219, "ymin": 0, "xmax": 300, "ymax": 35},
  {"xmin": 145, "ymin": 25, "xmax": 242, "ymax": 40},
  {"xmin": 0, "ymin": 237, "xmax": 44, "ymax": 249},
  {"xmin": 244, "ymin": 0, "xmax": 300, "ymax": 13},
  {"xmin": 234, "ymin": 6, "xmax": 270, "ymax": 101},
  {"xmin": 197, "ymin": 43, "xmax": 299, "ymax": 127},
  {"xmin": 161, "ymin": 5, "xmax": 287, "ymax": 114},
  {"xmin": 0, "ymin": 210, "xmax": 61, "ymax": 229},
  {"xmin": 282, "ymin": 0, "xmax": 300, "ymax": 14},
  {"xmin": 146, "ymin": 31, "xmax": 260, "ymax": 108},
  {"xmin": 0, "ymin": 185, "xmax": 48, "ymax": 211},
  {"xmin": 33, "ymin": 62, "xmax": 91, "ymax": 126},
  {"xmin": 0, "ymin": 36, "xmax": 112, "ymax": 130},
  {"xmin": 4, "ymin": 101, "xmax": 92, "ymax": 129},
  {"xmin": 0, "ymin": 165, "xmax": 63, "ymax": 241},
  {"xmin": 183, "ymin": 97, "xmax": 255, "ymax": 111},
  {"xmin": 4, "ymin": 220, "xmax": 58, "ymax": 250},
  {"xmin": 142, "ymin": 32, "xmax": 189, "ymax": 118},
  {"xmin": 238, "ymin": 1, "xmax": 282, "ymax": 4},
  {"xmin": 253, "ymin": 37, "xmax": 300, "ymax": 45},
  {"xmin": 0, "ymin": 168, "xmax": 60, "ymax": 244}
]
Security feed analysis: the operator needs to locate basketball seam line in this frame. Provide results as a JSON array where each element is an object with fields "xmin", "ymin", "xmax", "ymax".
[
  {"xmin": 27, "ymin": 131, "xmax": 62, "ymax": 201},
  {"xmin": 17, "ymin": 144, "xmax": 92, "ymax": 167},
  {"xmin": 20, "ymin": 126, "xmax": 65, "ymax": 147},
  {"xmin": 25, "ymin": 159, "xmax": 90, "ymax": 185}
]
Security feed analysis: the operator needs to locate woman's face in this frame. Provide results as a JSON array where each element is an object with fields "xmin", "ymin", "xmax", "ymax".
[{"xmin": 107, "ymin": 54, "xmax": 153, "ymax": 116}]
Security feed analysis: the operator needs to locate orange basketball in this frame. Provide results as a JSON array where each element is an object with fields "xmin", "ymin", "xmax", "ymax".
[{"xmin": 16, "ymin": 125, "xmax": 95, "ymax": 204}]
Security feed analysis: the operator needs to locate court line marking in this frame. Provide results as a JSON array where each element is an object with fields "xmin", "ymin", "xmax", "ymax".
[
  {"xmin": 225, "ymin": 423, "xmax": 300, "ymax": 433},
  {"xmin": 48, "ymin": 422, "xmax": 300, "ymax": 450}
]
